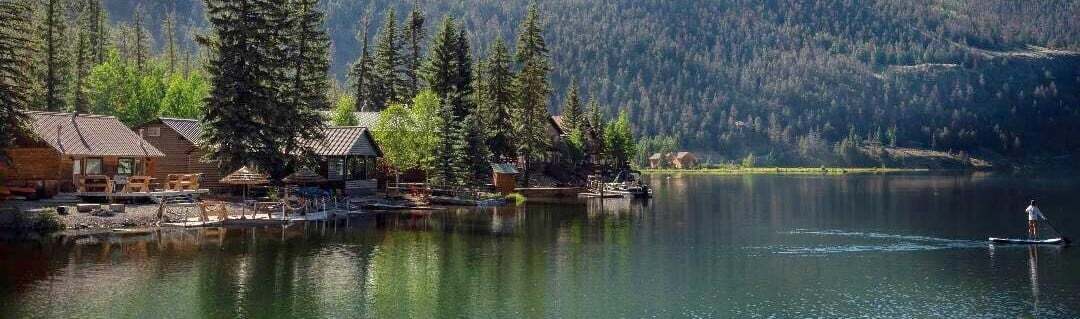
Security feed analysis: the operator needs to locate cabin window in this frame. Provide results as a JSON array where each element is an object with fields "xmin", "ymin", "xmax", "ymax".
[
  {"xmin": 118, "ymin": 158, "xmax": 135, "ymax": 175},
  {"xmin": 335, "ymin": 158, "xmax": 345, "ymax": 177},
  {"xmin": 147, "ymin": 127, "xmax": 161, "ymax": 137},
  {"xmin": 85, "ymin": 158, "xmax": 103, "ymax": 175},
  {"xmin": 72, "ymin": 159, "xmax": 82, "ymax": 175},
  {"xmin": 346, "ymin": 157, "xmax": 373, "ymax": 180}
]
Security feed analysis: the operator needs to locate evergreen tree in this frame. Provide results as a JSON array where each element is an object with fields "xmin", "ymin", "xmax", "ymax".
[
  {"xmin": 0, "ymin": 0, "xmax": 34, "ymax": 158},
  {"xmin": 431, "ymin": 91, "xmax": 469, "ymax": 186},
  {"xmin": 371, "ymin": 9, "xmax": 402, "ymax": 109},
  {"xmin": 201, "ymin": 0, "xmax": 287, "ymax": 177},
  {"xmin": 36, "ymin": 0, "xmax": 71, "ymax": 111},
  {"xmin": 132, "ymin": 5, "xmax": 149, "ymax": 71},
  {"xmin": 562, "ymin": 78, "xmax": 583, "ymax": 132},
  {"xmin": 72, "ymin": 12, "xmax": 91, "ymax": 113},
  {"xmin": 282, "ymin": 0, "xmax": 332, "ymax": 168},
  {"xmin": 400, "ymin": 0, "xmax": 425, "ymax": 99},
  {"xmin": 422, "ymin": 17, "xmax": 458, "ymax": 101},
  {"xmin": 513, "ymin": 4, "xmax": 552, "ymax": 185},
  {"xmin": 478, "ymin": 38, "xmax": 516, "ymax": 161},
  {"xmin": 163, "ymin": 11, "xmax": 178, "ymax": 73},
  {"xmin": 85, "ymin": 0, "xmax": 107, "ymax": 64},
  {"xmin": 349, "ymin": 30, "xmax": 375, "ymax": 111}
]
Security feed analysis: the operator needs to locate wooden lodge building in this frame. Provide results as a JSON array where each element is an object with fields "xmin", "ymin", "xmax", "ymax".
[
  {"xmin": 135, "ymin": 118, "xmax": 226, "ymax": 190},
  {"xmin": 0, "ymin": 111, "xmax": 164, "ymax": 195},
  {"xmin": 136, "ymin": 118, "xmax": 383, "ymax": 195}
]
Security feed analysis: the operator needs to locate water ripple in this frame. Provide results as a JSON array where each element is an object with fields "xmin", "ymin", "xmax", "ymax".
[{"xmin": 748, "ymin": 229, "xmax": 986, "ymax": 255}]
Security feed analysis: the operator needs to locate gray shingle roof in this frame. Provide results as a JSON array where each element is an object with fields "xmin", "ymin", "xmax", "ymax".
[
  {"xmin": 306, "ymin": 126, "xmax": 382, "ymax": 157},
  {"xmin": 159, "ymin": 118, "xmax": 202, "ymax": 144},
  {"xmin": 26, "ymin": 111, "xmax": 165, "ymax": 157}
]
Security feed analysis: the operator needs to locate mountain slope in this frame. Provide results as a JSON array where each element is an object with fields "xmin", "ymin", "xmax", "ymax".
[{"xmin": 107, "ymin": 0, "xmax": 1080, "ymax": 165}]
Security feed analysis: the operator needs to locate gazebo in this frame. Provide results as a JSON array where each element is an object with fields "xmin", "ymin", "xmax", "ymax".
[{"xmin": 220, "ymin": 166, "xmax": 269, "ymax": 218}]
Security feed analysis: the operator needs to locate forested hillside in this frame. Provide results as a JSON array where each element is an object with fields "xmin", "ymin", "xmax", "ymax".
[{"xmin": 79, "ymin": 1, "xmax": 1080, "ymax": 165}]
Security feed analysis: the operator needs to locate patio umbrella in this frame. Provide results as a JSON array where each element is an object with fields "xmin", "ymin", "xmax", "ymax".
[
  {"xmin": 282, "ymin": 168, "xmax": 327, "ymax": 184},
  {"xmin": 220, "ymin": 166, "xmax": 269, "ymax": 218}
]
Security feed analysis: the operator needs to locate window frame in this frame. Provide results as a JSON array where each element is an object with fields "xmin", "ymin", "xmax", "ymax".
[
  {"xmin": 117, "ymin": 158, "xmax": 135, "ymax": 175},
  {"xmin": 84, "ymin": 158, "xmax": 103, "ymax": 175},
  {"xmin": 146, "ymin": 127, "xmax": 161, "ymax": 137}
]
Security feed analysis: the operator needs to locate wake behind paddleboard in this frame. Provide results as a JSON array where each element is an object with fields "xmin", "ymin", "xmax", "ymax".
[{"xmin": 988, "ymin": 237, "xmax": 1066, "ymax": 245}]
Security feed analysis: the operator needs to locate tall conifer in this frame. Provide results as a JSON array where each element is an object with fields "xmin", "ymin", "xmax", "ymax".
[
  {"xmin": 371, "ymin": 9, "xmax": 402, "ymax": 109},
  {"xmin": 0, "ymin": 0, "xmax": 34, "ymax": 158},
  {"xmin": 400, "ymin": 0, "xmax": 425, "ymax": 99},
  {"xmin": 36, "ymin": 0, "xmax": 70, "ymax": 111},
  {"xmin": 512, "ymin": 4, "xmax": 552, "ymax": 185},
  {"xmin": 478, "ymin": 38, "xmax": 516, "ymax": 161},
  {"xmin": 562, "ymin": 78, "xmax": 583, "ymax": 132}
]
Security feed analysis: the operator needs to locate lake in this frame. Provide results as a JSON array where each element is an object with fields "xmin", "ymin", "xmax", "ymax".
[{"xmin": 1, "ymin": 173, "xmax": 1079, "ymax": 318}]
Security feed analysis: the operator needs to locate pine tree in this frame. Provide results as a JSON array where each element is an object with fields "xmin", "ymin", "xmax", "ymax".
[
  {"xmin": 132, "ymin": 5, "xmax": 149, "ymax": 71},
  {"xmin": 85, "ymin": 0, "xmax": 107, "ymax": 64},
  {"xmin": 513, "ymin": 4, "xmax": 552, "ymax": 186},
  {"xmin": 423, "ymin": 17, "xmax": 458, "ymax": 102},
  {"xmin": 371, "ymin": 9, "xmax": 402, "ymax": 109},
  {"xmin": 36, "ymin": 0, "xmax": 70, "ymax": 111},
  {"xmin": 432, "ymin": 91, "xmax": 469, "ymax": 186},
  {"xmin": 562, "ymin": 78, "xmax": 583, "ymax": 132},
  {"xmin": 0, "ymin": 0, "xmax": 34, "ymax": 157},
  {"xmin": 400, "ymin": 0, "xmax": 425, "ymax": 99},
  {"xmin": 478, "ymin": 38, "xmax": 516, "ymax": 161},
  {"xmin": 72, "ymin": 10, "xmax": 91, "ymax": 113},
  {"xmin": 349, "ymin": 30, "xmax": 376, "ymax": 111},
  {"xmin": 282, "ymin": 0, "xmax": 331, "ymax": 168},
  {"xmin": 201, "ymin": 0, "xmax": 287, "ymax": 176},
  {"xmin": 163, "ymin": 11, "xmax": 179, "ymax": 73}
]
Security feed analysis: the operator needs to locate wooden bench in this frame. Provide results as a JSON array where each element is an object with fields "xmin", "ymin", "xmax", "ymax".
[
  {"xmin": 78, "ymin": 175, "xmax": 113, "ymax": 193},
  {"xmin": 166, "ymin": 174, "xmax": 202, "ymax": 191},
  {"xmin": 121, "ymin": 176, "xmax": 153, "ymax": 193}
]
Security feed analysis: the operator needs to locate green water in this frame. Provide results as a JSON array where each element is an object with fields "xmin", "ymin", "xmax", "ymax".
[{"xmin": 2, "ymin": 173, "xmax": 1079, "ymax": 318}]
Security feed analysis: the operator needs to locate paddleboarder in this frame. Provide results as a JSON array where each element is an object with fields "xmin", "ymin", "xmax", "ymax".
[{"xmin": 1026, "ymin": 200, "xmax": 1046, "ymax": 239}]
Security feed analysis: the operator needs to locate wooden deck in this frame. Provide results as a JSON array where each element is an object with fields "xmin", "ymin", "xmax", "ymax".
[
  {"xmin": 160, "ymin": 209, "xmax": 359, "ymax": 227},
  {"xmin": 66, "ymin": 189, "xmax": 210, "ymax": 198}
]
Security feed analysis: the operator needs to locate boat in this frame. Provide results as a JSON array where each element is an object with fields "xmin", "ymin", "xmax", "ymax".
[
  {"xmin": 585, "ymin": 171, "xmax": 653, "ymax": 199},
  {"xmin": 988, "ymin": 237, "xmax": 1068, "ymax": 245}
]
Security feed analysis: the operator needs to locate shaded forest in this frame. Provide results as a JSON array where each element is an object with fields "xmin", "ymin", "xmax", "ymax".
[{"xmin": 51, "ymin": 1, "xmax": 1080, "ymax": 165}]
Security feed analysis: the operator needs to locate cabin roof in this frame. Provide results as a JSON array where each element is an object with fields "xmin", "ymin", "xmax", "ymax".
[
  {"xmin": 674, "ymin": 152, "xmax": 695, "ymax": 160},
  {"xmin": 158, "ymin": 118, "xmax": 202, "ymax": 144},
  {"xmin": 491, "ymin": 163, "xmax": 519, "ymax": 174},
  {"xmin": 649, "ymin": 153, "xmax": 665, "ymax": 160},
  {"xmin": 306, "ymin": 126, "xmax": 383, "ymax": 157},
  {"xmin": 25, "ymin": 111, "xmax": 164, "ymax": 157}
]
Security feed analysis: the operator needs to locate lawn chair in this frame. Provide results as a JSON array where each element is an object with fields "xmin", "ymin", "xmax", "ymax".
[{"xmin": 166, "ymin": 174, "xmax": 183, "ymax": 191}]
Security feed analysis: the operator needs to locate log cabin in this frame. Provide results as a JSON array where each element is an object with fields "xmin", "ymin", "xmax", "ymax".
[
  {"xmin": 135, "ymin": 118, "xmax": 383, "ymax": 195},
  {"xmin": 0, "ymin": 111, "xmax": 164, "ymax": 196},
  {"xmin": 134, "ymin": 118, "xmax": 226, "ymax": 190}
]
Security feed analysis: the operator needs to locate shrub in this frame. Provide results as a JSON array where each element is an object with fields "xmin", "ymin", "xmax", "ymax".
[{"xmin": 505, "ymin": 193, "xmax": 527, "ymax": 206}]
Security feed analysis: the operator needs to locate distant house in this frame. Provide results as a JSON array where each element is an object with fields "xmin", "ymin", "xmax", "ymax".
[
  {"xmin": 648, "ymin": 153, "xmax": 665, "ymax": 169},
  {"xmin": 1, "ymin": 111, "xmax": 164, "ymax": 194},
  {"xmin": 136, "ymin": 118, "xmax": 382, "ymax": 194},
  {"xmin": 671, "ymin": 152, "xmax": 699, "ymax": 169},
  {"xmin": 648, "ymin": 152, "xmax": 699, "ymax": 169}
]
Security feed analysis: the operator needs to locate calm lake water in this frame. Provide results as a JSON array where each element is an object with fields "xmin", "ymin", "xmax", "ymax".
[{"xmin": 2, "ymin": 173, "xmax": 1079, "ymax": 318}]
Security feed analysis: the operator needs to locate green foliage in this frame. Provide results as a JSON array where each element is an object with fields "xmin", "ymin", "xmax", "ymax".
[
  {"xmin": 603, "ymin": 110, "xmax": 636, "ymax": 171},
  {"xmin": 86, "ymin": 52, "xmax": 169, "ymax": 125},
  {"xmin": 374, "ymin": 90, "xmax": 440, "ymax": 172},
  {"xmin": 477, "ymin": 38, "xmax": 516, "ymax": 161},
  {"xmin": 506, "ymin": 192, "xmax": 526, "ymax": 206},
  {"xmin": 159, "ymin": 71, "xmax": 209, "ymax": 119},
  {"xmin": 371, "ymin": 8, "xmax": 403, "ymax": 109},
  {"xmin": 330, "ymin": 95, "xmax": 359, "ymax": 126},
  {"xmin": 512, "ymin": 4, "xmax": 553, "ymax": 185},
  {"xmin": 741, "ymin": 153, "xmax": 756, "ymax": 168},
  {"xmin": 561, "ymin": 79, "xmax": 583, "ymax": 132},
  {"xmin": 636, "ymin": 135, "xmax": 678, "ymax": 167},
  {"xmin": 34, "ymin": 0, "xmax": 71, "ymax": 111},
  {"xmin": 0, "ymin": 1, "xmax": 34, "ymax": 157},
  {"xmin": 400, "ymin": 0, "xmax": 425, "ymax": 98}
]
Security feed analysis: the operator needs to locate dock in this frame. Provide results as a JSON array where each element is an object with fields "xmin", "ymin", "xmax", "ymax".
[{"xmin": 66, "ymin": 189, "xmax": 210, "ymax": 199}]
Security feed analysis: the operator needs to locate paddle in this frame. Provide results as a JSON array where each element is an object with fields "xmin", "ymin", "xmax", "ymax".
[{"xmin": 1042, "ymin": 212, "xmax": 1072, "ymax": 246}]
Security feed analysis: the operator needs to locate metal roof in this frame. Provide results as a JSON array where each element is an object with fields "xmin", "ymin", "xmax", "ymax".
[
  {"xmin": 491, "ymin": 163, "xmax": 519, "ymax": 174},
  {"xmin": 158, "ymin": 118, "xmax": 202, "ymax": 144},
  {"xmin": 26, "ymin": 111, "xmax": 165, "ymax": 157},
  {"xmin": 305, "ymin": 126, "xmax": 383, "ymax": 157}
]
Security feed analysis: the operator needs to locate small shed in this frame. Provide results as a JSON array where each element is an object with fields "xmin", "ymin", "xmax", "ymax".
[
  {"xmin": 491, "ymin": 163, "xmax": 519, "ymax": 195},
  {"xmin": 305, "ymin": 126, "xmax": 383, "ymax": 196}
]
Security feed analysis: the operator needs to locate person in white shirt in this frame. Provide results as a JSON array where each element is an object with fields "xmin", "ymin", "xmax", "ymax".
[{"xmin": 1026, "ymin": 200, "xmax": 1045, "ymax": 239}]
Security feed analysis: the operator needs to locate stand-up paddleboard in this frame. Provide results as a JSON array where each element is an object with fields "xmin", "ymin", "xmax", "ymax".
[{"xmin": 988, "ymin": 237, "xmax": 1067, "ymax": 245}]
